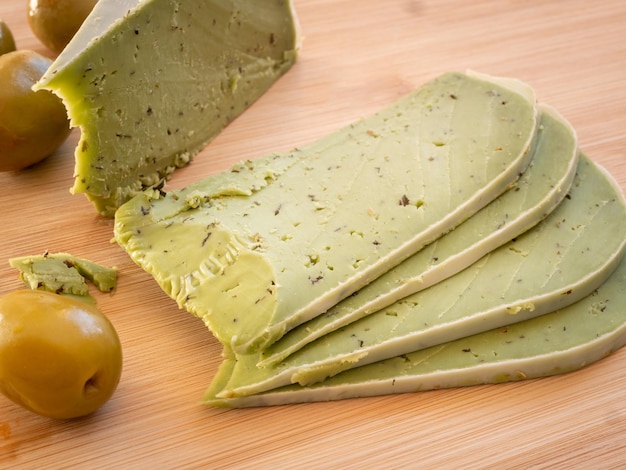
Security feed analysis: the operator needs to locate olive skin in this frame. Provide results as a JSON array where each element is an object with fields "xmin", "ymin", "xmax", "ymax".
[
  {"xmin": 0, "ymin": 50, "xmax": 70, "ymax": 172},
  {"xmin": 0, "ymin": 19, "xmax": 16, "ymax": 56},
  {"xmin": 28, "ymin": 0, "xmax": 98, "ymax": 54},
  {"xmin": 0, "ymin": 290, "xmax": 123, "ymax": 420}
]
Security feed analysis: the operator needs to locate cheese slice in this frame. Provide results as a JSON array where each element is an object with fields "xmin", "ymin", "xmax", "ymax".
[
  {"xmin": 114, "ymin": 71, "xmax": 539, "ymax": 354},
  {"xmin": 214, "ymin": 155, "xmax": 626, "ymax": 397},
  {"xmin": 205, "ymin": 252, "xmax": 626, "ymax": 407},
  {"xmin": 34, "ymin": 0, "xmax": 301, "ymax": 216},
  {"xmin": 261, "ymin": 104, "xmax": 579, "ymax": 366}
]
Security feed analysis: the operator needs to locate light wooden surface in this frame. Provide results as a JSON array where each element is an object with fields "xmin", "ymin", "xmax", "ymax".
[{"xmin": 1, "ymin": 1, "xmax": 625, "ymax": 468}]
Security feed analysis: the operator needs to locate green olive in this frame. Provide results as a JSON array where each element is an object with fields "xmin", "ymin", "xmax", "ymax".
[
  {"xmin": 0, "ymin": 19, "xmax": 16, "ymax": 56},
  {"xmin": 27, "ymin": 0, "xmax": 98, "ymax": 54},
  {"xmin": 0, "ymin": 50, "xmax": 70, "ymax": 172},
  {"xmin": 0, "ymin": 290, "xmax": 122, "ymax": 419}
]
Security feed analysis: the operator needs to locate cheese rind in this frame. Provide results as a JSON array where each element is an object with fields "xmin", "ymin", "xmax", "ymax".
[
  {"xmin": 35, "ymin": 0, "xmax": 301, "ymax": 216},
  {"xmin": 114, "ymin": 71, "xmax": 539, "ymax": 353},
  {"xmin": 205, "ymin": 252, "xmax": 626, "ymax": 407},
  {"xmin": 215, "ymin": 155, "xmax": 626, "ymax": 397},
  {"xmin": 261, "ymin": 104, "xmax": 579, "ymax": 365}
]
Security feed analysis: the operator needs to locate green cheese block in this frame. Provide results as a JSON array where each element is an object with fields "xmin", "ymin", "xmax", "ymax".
[
  {"xmin": 9, "ymin": 252, "xmax": 118, "ymax": 296},
  {"xmin": 261, "ymin": 103, "xmax": 579, "ymax": 366},
  {"xmin": 214, "ymin": 154, "xmax": 626, "ymax": 397},
  {"xmin": 114, "ymin": 71, "xmax": 539, "ymax": 354},
  {"xmin": 205, "ymin": 250, "xmax": 626, "ymax": 407},
  {"xmin": 34, "ymin": 0, "xmax": 301, "ymax": 216}
]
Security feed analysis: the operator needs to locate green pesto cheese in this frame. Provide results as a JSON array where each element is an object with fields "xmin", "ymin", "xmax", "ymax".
[
  {"xmin": 261, "ymin": 104, "xmax": 579, "ymax": 366},
  {"xmin": 205, "ymin": 253, "xmax": 626, "ymax": 407},
  {"xmin": 34, "ymin": 0, "xmax": 300, "ymax": 216},
  {"xmin": 214, "ymin": 155, "xmax": 626, "ymax": 397},
  {"xmin": 9, "ymin": 252, "xmax": 118, "ymax": 296},
  {"xmin": 114, "ymin": 71, "xmax": 539, "ymax": 354}
]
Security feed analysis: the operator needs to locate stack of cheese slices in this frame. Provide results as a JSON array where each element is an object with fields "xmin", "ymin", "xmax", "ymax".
[{"xmin": 113, "ymin": 70, "xmax": 626, "ymax": 407}]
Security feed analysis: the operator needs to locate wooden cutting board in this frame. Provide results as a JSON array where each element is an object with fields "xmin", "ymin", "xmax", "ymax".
[{"xmin": 1, "ymin": 1, "xmax": 625, "ymax": 468}]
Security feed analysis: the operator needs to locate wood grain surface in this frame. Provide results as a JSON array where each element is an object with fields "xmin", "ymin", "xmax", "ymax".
[{"xmin": 1, "ymin": 1, "xmax": 625, "ymax": 468}]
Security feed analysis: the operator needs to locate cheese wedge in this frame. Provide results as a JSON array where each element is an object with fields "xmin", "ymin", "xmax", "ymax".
[
  {"xmin": 261, "ymin": 104, "xmax": 579, "ymax": 365},
  {"xmin": 205, "ymin": 252, "xmax": 626, "ymax": 407},
  {"xmin": 34, "ymin": 0, "xmax": 301, "ymax": 216},
  {"xmin": 114, "ymin": 71, "xmax": 538, "ymax": 354},
  {"xmin": 214, "ymin": 155, "xmax": 626, "ymax": 397}
]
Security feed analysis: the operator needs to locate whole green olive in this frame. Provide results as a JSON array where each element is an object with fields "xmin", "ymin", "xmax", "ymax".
[
  {"xmin": 27, "ymin": 0, "xmax": 98, "ymax": 54},
  {"xmin": 0, "ymin": 50, "xmax": 70, "ymax": 172},
  {"xmin": 0, "ymin": 290, "xmax": 123, "ymax": 419},
  {"xmin": 0, "ymin": 19, "xmax": 16, "ymax": 56}
]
